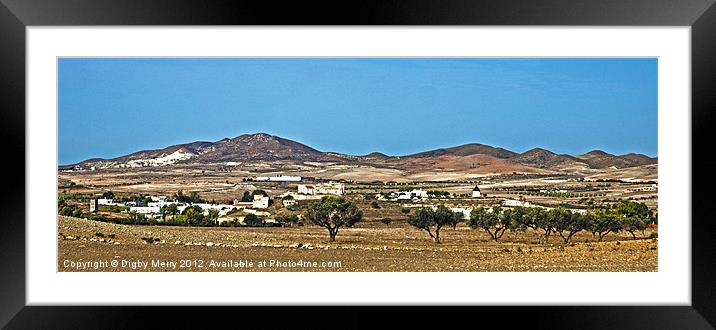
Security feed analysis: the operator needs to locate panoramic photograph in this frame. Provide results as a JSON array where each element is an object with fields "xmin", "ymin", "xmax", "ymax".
[{"xmin": 57, "ymin": 58, "xmax": 658, "ymax": 272}]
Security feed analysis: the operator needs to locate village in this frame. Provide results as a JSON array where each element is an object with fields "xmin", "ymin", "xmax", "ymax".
[
  {"xmin": 70, "ymin": 170, "xmax": 658, "ymax": 230},
  {"xmin": 57, "ymin": 160, "xmax": 660, "ymax": 273},
  {"xmin": 57, "ymin": 168, "xmax": 660, "ymax": 272}
]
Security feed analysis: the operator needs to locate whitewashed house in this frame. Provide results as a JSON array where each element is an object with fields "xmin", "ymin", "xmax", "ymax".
[
  {"xmin": 252, "ymin": 195, "xmax": 270, "ymax": 209},
  {"xmin": 472, "ymin": 186, "xmax": 482, "ymax": 198},
  {"xmin": 130, "ymin": 206, "xmax": 161, "ymax": 214},
  {"xmin": 397, "ymin": 189, "xmax": 428, "ymax": 200}
]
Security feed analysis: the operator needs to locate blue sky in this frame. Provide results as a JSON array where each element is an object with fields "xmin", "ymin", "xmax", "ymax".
[{"xmin": 59, "ymin": 58, "xmax": 657, "ymax": 165}]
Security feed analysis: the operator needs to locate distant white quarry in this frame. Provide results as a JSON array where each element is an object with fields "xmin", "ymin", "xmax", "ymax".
[{"xmin": 125, "ymin": 150, "xmax": 195, "ymax": 168}]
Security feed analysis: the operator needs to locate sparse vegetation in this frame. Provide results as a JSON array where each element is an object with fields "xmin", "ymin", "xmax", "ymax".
[
  {"xmin": 467, "ymin": 201, "xmax": 654, "ymax": 244},
  {"xmin": 407, "ymin": 205, "xmax": 462, "ymax": 243},
  {"xmin": 303, "ymin": 196, "xmax": 363, "ymax": 242},
  {"xmin": 275, "ymin": 213, "xmax": 302, "ymax": 227}
]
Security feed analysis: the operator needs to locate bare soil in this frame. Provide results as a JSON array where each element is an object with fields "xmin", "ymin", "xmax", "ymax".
[{"xmin": 58, "ymin": 216, "xmax": 658, "ymax": 272}]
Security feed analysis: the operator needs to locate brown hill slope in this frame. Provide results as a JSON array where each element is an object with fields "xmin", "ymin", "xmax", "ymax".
[{"xmin": 406, "ymin": 143, "xmax": 517, "ymax": 159}]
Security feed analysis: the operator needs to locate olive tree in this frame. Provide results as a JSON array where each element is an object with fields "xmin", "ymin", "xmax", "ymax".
[
  {"xmin": 551, "ymin": 207, "xmax": 592, "ymax": 244},
  {"xmin": 408, "ymin": 205, "xmax": 460, "ymax": 243},
  {"xmin": 590, "ymin": 208, "xmax": 622, "ymax": 241},
  {"xmin": 469, "ymin": 207, "xmax": 510, "ymax": 241},
  {"xmin": 615, "ymin": 201, "xmax": 651, "ymax": 238},
  {"xmin": 303, "ymin": 196, "xmax": 363, "ymax": 241},
  {"xmin": 521, "ymin": 207, "xmax": 553, "ymax": 244}
]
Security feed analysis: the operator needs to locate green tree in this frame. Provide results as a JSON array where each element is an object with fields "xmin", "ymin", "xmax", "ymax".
[
  {"xmin": 241, "ymin": 191, "xmax": 252, "ymax": 202},
  {"xmin": 408, "ymin": 205, "xmax": 460, "ymax": 243},
  {"xmin": 502, "ymin": 207, "xmax": 527, "ymax": 231},
  {"xmin": 251, "ymin": 189, "xmax": 268, "ymax": 197},
  {"xmin": 101, "ymin": 191, "xmax": 115, "ymax": 199},
  {"xmin": 622, "ymin": 216, "xmax": 647, "ymax": 239},
  {"xmin": 181, "ymin": 205, "xmax": 204, "ymax": 225},
  {"xmin": 188, "ymin": 191, "xmax": 202, "ymax": 203},
  {"xmin": 275, "ymin": 213, "xmax": 301, "ymax": 227},
  {"xmin": 244, "ymin": 214, "xmax": 263, "ymax": 227},
  {"xmin": 591, "ymin": 208, "xmax": 622, "ymax": 241},
  {"xmin": 371, "ymin": 201, "xmax": 381, "ymax": 209},
  {"xmin": 303, "ymin": 196, "xmax": 363, "ymax": 242},
  {"xmin": 129, "ymin": 211, "xmax": 146, "ymax": 224},
  {"xmin": 551, "ymin": 207, "xmax": 591, "ymax": 244},
  {"xmin": 207, "ymin": 209, "xmax": 220, "ymax": 223},
  {"xmin": 160, "ymin": 204, "xmax": 179, "ymax": 221},
  {"xmin": 615, "ymin": 201, "xmax": 651, "ymax": 238},
  {"xmin": 58, "ymin": 200, "xmax": 83, "ymax": 218},
  {"xmin": 528, "ymin": 207, "xmax": 554, "ymax": 244},
  {"xmin": 469, "ymin": 207, "xmax": 509, "ymax": 241}
]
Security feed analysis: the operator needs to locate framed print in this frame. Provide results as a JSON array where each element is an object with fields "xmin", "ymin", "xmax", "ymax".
[{"xmin": 2, "ymin": 0, "xmax": 716, "ymax": 328}]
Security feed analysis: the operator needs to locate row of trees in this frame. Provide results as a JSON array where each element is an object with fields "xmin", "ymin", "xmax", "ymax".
[
  {"xmin": 68, "ymin": 192, "xmax": 655, "ymax": 245},
  {"xmin": 295, "ymin": 197, "xmax": 656, "ymax": 244},
  {"xmin": 465, "ymin": 201, "xmax": 653, "ymax": 244},
  {"xmin": 174, "ymin": 190, "xmax": 204, "ymax": 204},
  {"xmin": 402, "ymin": 201, "xmax": 655, "ymax": 244},
  {"xmin": 518, "ymin": 191, "xmax": 607, "ymax": 198}
]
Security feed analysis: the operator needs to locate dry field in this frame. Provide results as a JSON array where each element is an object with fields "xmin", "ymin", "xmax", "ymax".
[{"xmin": 58, "ymin": 216, "xmax": 658, "ymax": 272}]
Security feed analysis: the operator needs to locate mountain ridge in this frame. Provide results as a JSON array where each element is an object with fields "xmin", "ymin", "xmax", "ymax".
[{"xmin": 64, "ymin": 132, "xmax": 657, "ymax": 170}]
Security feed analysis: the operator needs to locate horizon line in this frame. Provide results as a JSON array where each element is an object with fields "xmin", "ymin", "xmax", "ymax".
[{"xmin": 60, "ymin": 131, "xmax": 658, "ymax": 166}]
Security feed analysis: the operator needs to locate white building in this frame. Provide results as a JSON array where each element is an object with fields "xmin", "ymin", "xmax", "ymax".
[
  {"xmin": 408, "ymin": 189, "xmax": 428, "ymax": 199},
  {"xmin": 502, "ymin": 199, "xmax": 531, "ymax": 207},
  {"xmin": 380, "ymin": 189, "xmax": 428, "ymax": 201},
  {"xmin": 394, "ymin": 189, "xmax": 429, "ymax": 200},
  {"xmin": 130, "ymin": 206, "xmax": 161, "ymax": 214},
  {"xmin": 189, "ymin": 203, "xmax": 239, "ymax": 216},
  {"xmin": 97, "ymin": 198, "xmax": 114, "ymax": 205},
  {"xmin": 255, "ymin": 175, "xmax": 302, "ymax": 182},
  {"xmin": 233, "ymin": 201, "xmax": 254, "ymax": 209},
  {"xmin": 252, "ymin": 195, "xmax": 270, "ymax": 209},
  {"xmin": 89, "ymin": 199, "xmax": 98, "ymax": 212},
  {"xmin": 297, "ymin": 182, "xmax": 345, "ymax": 196},
  {"xmin": 145, "ymin": 200, "xmax": 238, "ymax": 217},
  {"xmin": 472, "ymin": 186, "xmax": 482, "ymax": 198}
]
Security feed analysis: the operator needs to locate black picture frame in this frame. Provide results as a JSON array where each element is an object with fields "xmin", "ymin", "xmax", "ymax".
[{"xmin": 1, "ymin": 0, "xmax": 715, "ymax": 328}]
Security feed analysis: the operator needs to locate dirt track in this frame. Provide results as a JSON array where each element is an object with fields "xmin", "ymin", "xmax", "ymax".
[{"xmin": 58, "ymin": 216, "xmax": 658, "ymax": 272}]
